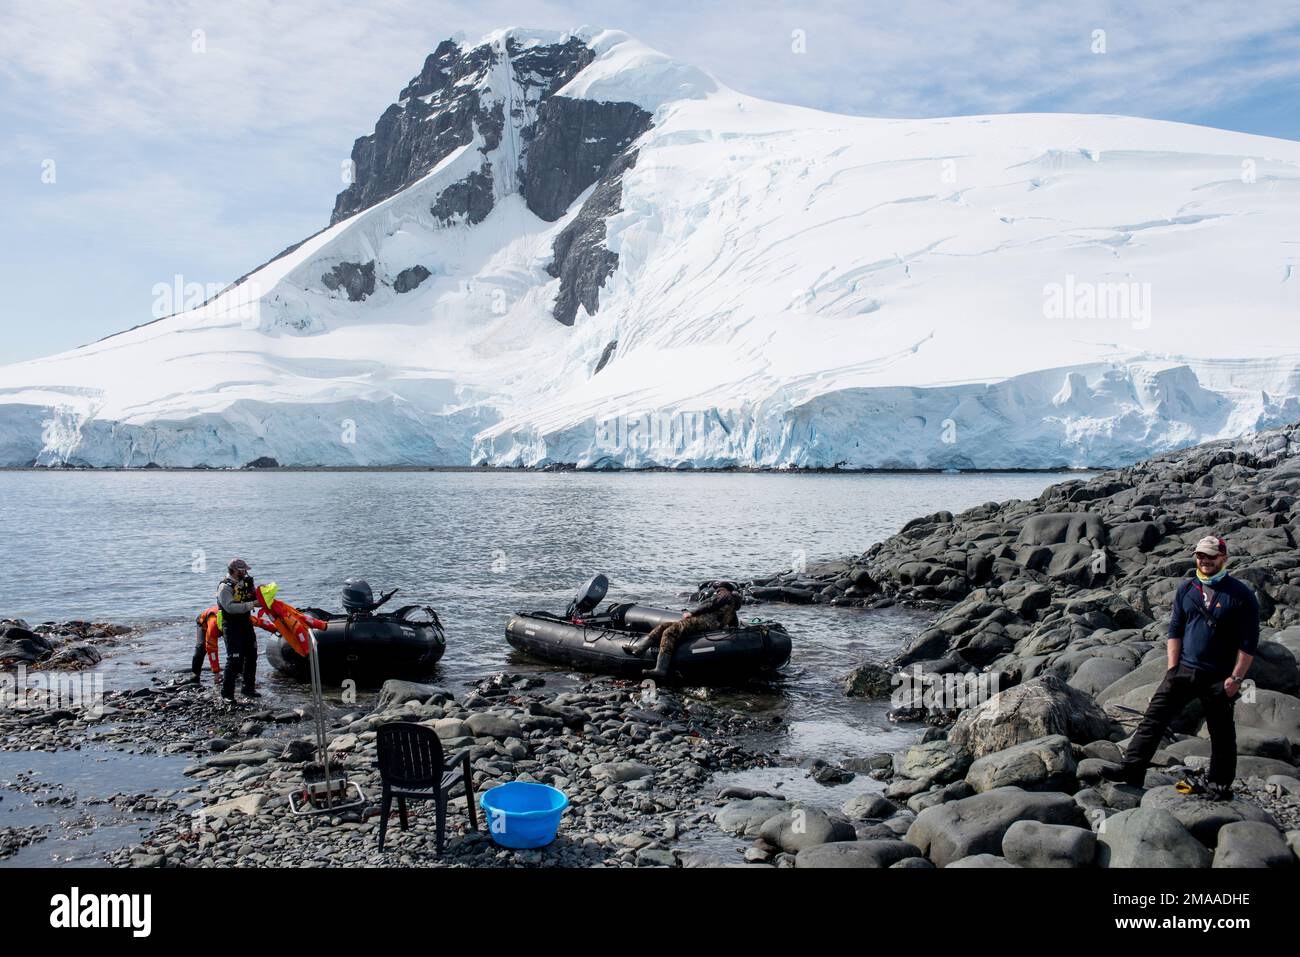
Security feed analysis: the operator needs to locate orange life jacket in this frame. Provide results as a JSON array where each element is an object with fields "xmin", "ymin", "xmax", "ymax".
[
  {"xmin": 200, "ymin": 604, "xmax": 277, "ymax": 672},
  {"xmin": 254, "ymin": 585, "xmax": 326, "ymax": 657},
  {"xmin": 196, "ymin": 606, "xmax": 222, "ymax": 673}
]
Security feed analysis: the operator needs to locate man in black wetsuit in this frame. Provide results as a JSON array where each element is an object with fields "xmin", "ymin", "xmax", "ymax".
[
  {"xmin": 217, "ymin": 558, "xmax": 261, "ymax": 703},
  {"xmin": 1100, "ymin": 535, "xmax": 1258, "ymax": 799},
  {"xmin": 622, "ymin": 581, "xmax": 743, "ymax": 680}
]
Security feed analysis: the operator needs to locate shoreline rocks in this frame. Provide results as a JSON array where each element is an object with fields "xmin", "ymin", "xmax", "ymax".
[
  {"xmin": 0, "ymin": 824, "xmax": 49, "ymax": 860},
  {"xmin": 733, "ymin": 421, "xmax": 1300, "ymax": 868},
  {"xmin": 91, "ymin": 674, "xmax": 776, "ymax": 868},
  {"xmin": 0, "ymin": 619, "xmax": 126, "ymax": 670}
]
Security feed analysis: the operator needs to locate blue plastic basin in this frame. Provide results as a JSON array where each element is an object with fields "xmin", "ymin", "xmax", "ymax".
[{"xmin": 479, "ymin": 782, "xmax": 570, "ymax": 849}]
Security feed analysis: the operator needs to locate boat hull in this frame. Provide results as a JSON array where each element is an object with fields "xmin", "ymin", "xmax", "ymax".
[
  {"xmin": 266, "ymin": 611, "xmax": 446, "ymax": 685},
  {"xmin": 505, "ymin": 605, "xmax": 791, "ymax": 684}
]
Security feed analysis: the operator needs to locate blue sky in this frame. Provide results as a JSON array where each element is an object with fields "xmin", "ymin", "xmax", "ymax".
[{"xmin": 4, "ymin": 0, "xmax": 1300, "ymax": 362}]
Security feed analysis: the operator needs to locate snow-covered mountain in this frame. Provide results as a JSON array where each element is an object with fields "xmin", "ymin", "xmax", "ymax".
[{"xmin": 4, "ymin": 26, "xmax": 1300, "ymax": 469}]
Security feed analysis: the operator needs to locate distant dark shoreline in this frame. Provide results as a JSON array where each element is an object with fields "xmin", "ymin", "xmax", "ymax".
[{"xmin": 1, "ymin": 464, "xmax": 1105, "ymax": 475}]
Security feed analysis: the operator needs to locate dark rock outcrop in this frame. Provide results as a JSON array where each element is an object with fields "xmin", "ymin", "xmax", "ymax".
[
  {"xmin": 547, "ymin": 147, "xmax": 643, "ymax": 326},
  {"xmin": 522, "ymin": 98, "xmax": 651, "ymax": 222},
  {"xmin": 523, "ymin": 97, "xmax": 652, "ymax": 326},
  {"xmin": 594, "ymin": 339, "xmax": 618, "ymax": 374},
  {"xmin": 431, "ymin": 165, "xmax": 495, "ymax": 226},
  {"xmin": 756, "ymin": 424, "xmax": 1300, "ymax": 704},
  {"xmin": 497, "ymin": 35, "xmax": 595, "ymax": 104},
  {"xmin": 392, "ymin": 265, "xmax": 431, "ymax": 294},
  {"xmin": 0, "ymin": 619, "xmax": 129, "ymax": 670},
  {"xmin": 321, "ymin": 261, "xmax": 375, "ymax": 302}
]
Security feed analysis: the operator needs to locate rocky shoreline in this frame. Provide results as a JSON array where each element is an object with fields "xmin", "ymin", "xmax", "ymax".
[
  {"xmin": 0, "ymin": 619, "xmax": 127, "ymax": 671},
  {"xmin": 731, "ymin": 421, "xmax": 1300, "ymax": 867},
  {"xmin": 5, "ymin": 423, "xmax": 1300, "ymax": 868},
  {"xmin": 2, "ymin": 659, "xmax": 787, "ymax": 867},
  {"xmin": 110, "ymin": 675, "xmax": 784, "ymax": 868}
]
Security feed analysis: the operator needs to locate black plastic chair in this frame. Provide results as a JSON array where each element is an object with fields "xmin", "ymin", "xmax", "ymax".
[{"xmin": 375, "ymin": 721, "xmax": 477, "ymax": 855}]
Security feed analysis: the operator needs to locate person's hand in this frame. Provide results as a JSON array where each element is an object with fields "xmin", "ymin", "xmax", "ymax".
[{"xmin": 1224, "ymin": 676, "xmax": 1242, "ymax": 697}]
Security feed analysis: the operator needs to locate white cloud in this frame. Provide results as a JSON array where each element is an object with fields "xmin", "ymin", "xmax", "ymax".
[{"xmin": 5, "ymin": 1, "xmax": 1299, "ymax": 147}]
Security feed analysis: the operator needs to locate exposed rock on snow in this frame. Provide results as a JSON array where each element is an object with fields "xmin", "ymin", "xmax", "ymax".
[
  {"xmin": 320, "ymin": 261, "xmax": 376, "ymax": 302},
  {"xmin": 430, "ymin": 165, "xmax": 495, "ymax": 226},
  {"xmin": 392, "ymin": 265, "xmax": 432, "ymax": 294},
  {"xmin": 549, "ymin": 146, "xmax": 645, "ymax": 326}
]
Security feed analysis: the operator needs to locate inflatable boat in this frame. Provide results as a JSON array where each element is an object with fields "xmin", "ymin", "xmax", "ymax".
[
  {"xmin": 505, "ymin": 576, "xmax": 791, "ymax": 684},
  {"xmin": 266, "ymin": 580, "xmax": 446, "ymax": 684}
]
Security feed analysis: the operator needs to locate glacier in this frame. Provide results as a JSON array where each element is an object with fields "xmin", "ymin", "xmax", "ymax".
[{"xmin": 2, "ymin": 26, "xmax": 1299, "ymax": 469}]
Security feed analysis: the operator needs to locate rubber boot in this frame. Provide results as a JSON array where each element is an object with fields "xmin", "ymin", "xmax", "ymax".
[
  {"xmin": 622, "ymin": 634, "xmax": 654, "ymax": 656},
  {"xmin": 1099, "ymin": 762, "xmax": 1146, "ymax": 788},
  {"xmin": 1206, "ymin": 782, "xmax": 1234, "ymax": 802},
  {"xmin": 644, "ymin": 647, "xmax": 672, "ymax": 681}
]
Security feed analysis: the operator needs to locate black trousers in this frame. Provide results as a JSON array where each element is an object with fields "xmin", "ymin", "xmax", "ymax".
[
  {"xmin": 1121, "ymin": 663, "xmax": 1238, "ymax": 785},
  {"xmin": 191, "ymin": 621, "xmax": 209, "ymax": 676},
  {"xmin": 221, "ymin": 624, "xmax": 257, "ymax": 696}
]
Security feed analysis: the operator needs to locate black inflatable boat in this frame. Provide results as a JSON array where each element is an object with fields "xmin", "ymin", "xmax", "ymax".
[
  {"xmin": 266, "ymin": 579, "xmax": 446, "ymax": 684},
  {"xmin": 506, "ymin": 576, "xmax": 791, "ymax": 684}
]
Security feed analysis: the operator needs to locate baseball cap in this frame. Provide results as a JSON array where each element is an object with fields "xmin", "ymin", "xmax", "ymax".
[
  {"xmin": 1192, "ymin": 536, "xmax": 1226, "ymax": 557},
  {"xmin": 228, "ymin": 558, "xmax": 252, "ymax": 573}
]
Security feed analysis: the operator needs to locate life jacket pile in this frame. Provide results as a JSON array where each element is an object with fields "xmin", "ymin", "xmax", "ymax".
[{"xmin": 253, "ymin": 583, "xmax": 327, "ymax": 657}]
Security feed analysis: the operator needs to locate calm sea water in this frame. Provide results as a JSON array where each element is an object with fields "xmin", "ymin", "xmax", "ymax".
[
  {"xmin": 2, "ymin": 469, "xmax": 1075, "ymax": 865},
  {"xmin": 0, "ymin": 470, "xmax": 1069, "ymax": 761}
]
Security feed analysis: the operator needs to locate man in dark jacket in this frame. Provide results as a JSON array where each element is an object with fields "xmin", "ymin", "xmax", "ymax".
[
  {"xmin": 1102, "ymin": 535, "xmax": 1258, "ymax": 799},
  {"xmin": 217, "ymin": 558, "xmax": 261, "ymax": 703},
  {"xmin": 622, "ymin": 581, "xmax": 742, "ymax": 681}
]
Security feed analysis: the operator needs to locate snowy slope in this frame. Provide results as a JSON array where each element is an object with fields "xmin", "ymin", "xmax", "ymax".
[{"xmin": 2, "ymin": 27, "xmax": 1299, "ymax": 469}]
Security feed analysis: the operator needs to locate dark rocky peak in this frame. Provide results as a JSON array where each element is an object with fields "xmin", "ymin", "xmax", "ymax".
[
  {"xmin": 397, "ymin": 39, "xmax": 489, "ymax": 101},
  {"xmin": 331, "ymin": 33, "xmax": 599, "ymax": 225},
  {"xmin": 324, "ymin": 30, "xmax": 658, "ymax": 330},
  {"xmin": 331, "ymin": 41, "xmax": 497, "ymax": 224},
  {"xmin": 505, "ymin": 35, "xmax": 594, "ymax": 98}
]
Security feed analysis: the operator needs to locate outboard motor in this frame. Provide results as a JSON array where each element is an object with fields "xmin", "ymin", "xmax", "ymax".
[
  {"xmin": 342, "ymin": 578, "xmax": 375, "ymax": 612},
  {"xmin": 342, "ymin": 579, "xmax": 398, "ymax": 615},
  {"xmin": 565, "ymin": 574, "xmax": 609, "ymax": 620}
]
